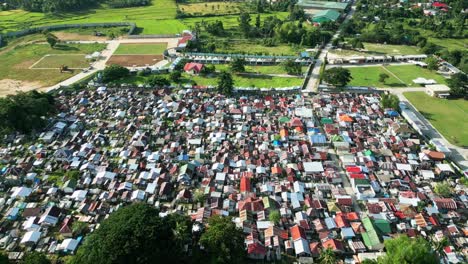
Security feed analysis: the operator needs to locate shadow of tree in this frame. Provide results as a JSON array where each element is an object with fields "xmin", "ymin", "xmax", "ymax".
[
  {"xmin": 419, "ymin": 111, "xmax": 434, "ymax": 121},
  {"xmin": 54, "ymin": 45, "xmax": 79, "ymax": 51}
]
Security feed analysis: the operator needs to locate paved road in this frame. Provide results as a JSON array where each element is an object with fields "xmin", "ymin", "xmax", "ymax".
[
  {"xmin": 304, "ymin": 3, "xmax": 356, "ymax": 92},
  {"xmin": 379, "ymin": 87, "xmax": 468, "ymax": 170}
]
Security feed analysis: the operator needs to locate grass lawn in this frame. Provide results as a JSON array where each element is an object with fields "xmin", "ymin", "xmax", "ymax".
[
  {"xmin": 404, "ymin": 92, "xmax": 468, "ymax": 147},
  {"xmin": 0, "ymin": 43, "xmax": 105, "ymax": 86},
  {"xmin": 113, "ymin": 72, "xmax": 304, "ymax": 88},
  {"xmin": 385, "ymin": 65, "xmax": 448, "ymax": 86},
  {"xmin": 215, "ymin": 64, "xmax": 309, "ymax": 75},
  {"xmin": 347, "ymin": 66, "xmax": 406, "ymax": 88},
  {"xmin": 428, "ymin": 37, "xmax": 468, "ymax": 51},
  {"xmin": 213, "ymin": 39, "xmax": 302, "ymax": 56},
  {"xmin": 32, "ymin": 54, "xmax": 90, "ymax": 68},
  {"xmin": 114, "ymin": 43, "xmax": 167, "ymax": 55},
  {"xmin": 178, "ymin": 2, "xmax": 244, "ymax": 16},
  {"xmin": 0, "ymin": 0, "xmax": 177, "ymax": 34},
  {"xmin": 363, "ymin": 43, "xmax": 422, "ymax": 55}
]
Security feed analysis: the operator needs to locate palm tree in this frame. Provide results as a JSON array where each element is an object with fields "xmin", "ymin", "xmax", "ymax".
[
  {"xmin": 431, "ymin": 237, "xmax": 449, "ymax": 264},
  {"xmin": 319, "ymin": 247, "xmax": 336, "ymax": 264}
]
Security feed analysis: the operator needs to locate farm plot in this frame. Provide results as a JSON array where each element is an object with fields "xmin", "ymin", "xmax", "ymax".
[
  {"xmin": 31, "ymin": 54, "xmax": 90, "ymax": 69},
  {"xmin": 107, "ymin": 55, "xmax": 164, "ymax": 67}
]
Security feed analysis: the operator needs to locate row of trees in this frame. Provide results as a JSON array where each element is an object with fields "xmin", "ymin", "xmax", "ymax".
[
  {"xmin": 4, "ymin": 0, "xmax": 147, "ymax": 12},
  {"xmin": 107, "ymin": 0, "xmax": 150, "ymax": 8},
  {"xmin": 0, "ymin": 91, "xmax": 55, "ymax": 136}
]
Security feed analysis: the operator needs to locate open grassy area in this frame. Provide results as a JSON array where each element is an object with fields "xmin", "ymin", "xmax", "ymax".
[
  {"xmin": 404, "ymin": 92, "xmax": 468, "ymax": 147},
  {"xmin": 113, "ymin": 72, "xmax": 304, "ymax": 88},
  {"xmin": 215, "ymin": 64, "xmax": 308, "ymax": 75},
  {"xmin": 0, "ymin": 0, "xmax": 178, "ymax": 34},
  {"xmin": 0, "ymin": 43, "xmax": 105, "ymax": 87},
  {"xmin": 385, "ymin": 65, "xmax": 448, "ymax": 86},
  {"xmin": 114, "ymin": 43, "xmax": 167, "ymax": 55},
  {"xmin": 178, "ymin": 2, "xmax": 244, "ymax": 16},
  {"xmin": 363, "ymin": 43, "xmax": 422, "ymax": 55},
  {"xmin": 214, "ymin": 41, "xmax": 302, "ymax": 56},
  {"xmin": 347, "ymin": 66, "xmax": 406, "ymax": 88},
  {"xmin": 32, "ymin": 54, "xmax": 90, "ymax": 69}
]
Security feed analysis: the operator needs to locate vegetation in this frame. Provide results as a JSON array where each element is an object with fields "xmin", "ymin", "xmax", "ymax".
[
  {"xmin": 434, "ymin": 181, "xmax": 453, "ymax": 198},
  {"xmin": 217, "ymin": 71, "xmax": 234, "ymax": 95},
  {"xmin": 380, "ymin": 93, "xmax": 400, "ymax": 111},
  {"xmin": 44, "ymin": 32, "xmax": 59, "ymax": 48},
  {"xmin": 378, "ymin": 235, "xmax": 438, "ymax": 264},
  {"xmin": 323, "ymin": 67, "xmax": 352, "ymax": 87},
  {"xmin": 148, "ymin": 75, "xmax": 170, "ymax": 87},
  {"xmin": 281, "ymin": 59, "xmax": 302, "ymax": 75},
  {"xmin": 447, "ymin": 73, "xmax": 467, "ymax": 98},
  {"xmin": 378, "ymin": 73, "xmax": 389, "ymax": 83},
  {"xmin": 229, "ymin": 58, "xmax": 246, "ymax": 73},
  {"xmin": 199, "ymin": 216, "xmax": 246, "ymax": 264},
  {"xmin": 404, "ymin": 92, "xmax": 468, "ymax": 147},
  {"xmin": 21, "ymin": 252, "xmax": 50, "ymax": 264},
  {"xmin": 4, "ymin": 0, "xmax": 97, "ymax": 13},
  {"xmin": 381, "ymin": 65, "xmax": 447, "ymax": 86},
  {"xmin": 268, "ymin": 210, "xmax": 280, "ymax": 224},
  {"xmin": 114, "ymin": 43, "xmax": 167, "ymax": 55},
  {"xmin": 107, "ymin": 0, "xmax": 150, "ymax": 8},
  {"xmin": 318, "ymin": 247, "xmax": 336, "ymax": 264},
  {"xmin": 425, "ymin": 56, "xmax": 439, "ymax": 71},
  {"xmin": 71, "ymin": 203, "xmax": 192, "ymax": 264},
  {"xmin": 102, "ymin": 64, "xmax": 130, "ymax": 82},
  {"xmin": 0, "ymin": 91, "xmax": 55, "ymax": 135}
]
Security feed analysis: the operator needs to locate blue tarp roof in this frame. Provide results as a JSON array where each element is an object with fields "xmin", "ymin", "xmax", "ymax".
[
  {"xmin": 385, "ymin": 110, "xmax": 399, "ymax": 117},
  {"xmin": 310, "ymin": 134, "xmax": 327, "ymax": 144}
]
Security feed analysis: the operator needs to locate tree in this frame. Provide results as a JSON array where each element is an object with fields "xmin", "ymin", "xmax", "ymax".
[
  {"xmin": 21, "ymin": 252, "xmax": 50, "ymax": 264},
  {"xmin": 323, "ymin": 67, "xmax": 352, "ymax": 87},
  {"xmin": 447, "ymin": 73, "xmax": 467, "ymax": 98},
  {"xmin": 200, "ymin": 64, "xmax": 215, "ymax": 76},
  {"xmin": 72, "ymin": 221, "xmax": 89, "ymax": 236},
  {"xmin": 199, "ymin": 216, "xmax": 245, "ymax": 264},
  {"xmin": 380, "ymin": 93, "xmax": 400, "ymax": 111},
  {"xmin": 425, "ymin": 57, "xmax": 439, "ymax": 71},
  {"xmin": 281, "ymin": 59, "xmax": 302, "ymax": 75},
  {"xmin": 378, "ymin": 235, "xmax": 438, "ymax": 264},
  {"xmin": 268, "ymin": 210, "xmax": 280, "ymax": 224},
  {"xmin": 45, "ymin": 32, "xmax": 58, "ymax": 48},
  {"xmin": 319, "ymin": 247, "xmax": 336, "ymax": 264},
  {"xmin": 149, "ymin": 75, "xmax": 170, "ymax": 87},
  {"xmin": 238, "ymin": 12, "xmax": 251, "ymax": 37},
  {"xmin": 217, "ymin": 71, "xmax": 234, "ymax": 96},
  {"xmin": 71, "ymin": 203, "xmax": 192, "ymax": 264},
  {"xmin": 379, "ymin": 73, "xmax": 389, "ymax": 83},
  {"xmin": 434, "ymin": 181, "xmax": 452, "ymax": 198},
  {"xmin": 229, "ymin": 58, "xmax": 246, "ymax": 73},
  {"xmin": 102, "ymin": 64, "xmax": 130, "ymax": 82},
  {"xmin": 170, "ymin": 70, "xmax": 182, "ymax": 83},
  {"xmin": 0, "ymin": 252, "xmax": 9, "ymax": 264}
]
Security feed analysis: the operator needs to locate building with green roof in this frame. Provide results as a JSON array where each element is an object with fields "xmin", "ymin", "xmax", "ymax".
[
  {"xmin": 312, "ymin": 9, "xmax": 341, "ymax": 23},
  {"xmin": 362, "ymin": 216, "xmax": 384, "ymax": 250},
  {"xmin": 297, "ymin": 0, "xmax": 349, "ymax": 11}
]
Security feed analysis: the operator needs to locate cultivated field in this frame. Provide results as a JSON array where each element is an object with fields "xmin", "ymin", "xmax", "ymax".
[
  {"xmin": 404, "ymin": 92, "xmax": 468, "ymax": 147},
  {"xmin": 178, "ymin": 2, "xmax": 243, "ymax": 16},
  {"xmin": 107, "ymin": 55, "xmax": 164, "ymax": 67},
  {"xmin": 114, "ymin": 43, "xmax": 167, "ymax": 55},
  {"xmin": 31, "ymin": 54, "xmax": 90, "ymax": 69},
  {"xmin": 346, "ymin": 65, "xmax": 448, "ymax": 87},
  {"xmin": 0, "ymin": 43, "xmax": 105, "ymax": 94}
]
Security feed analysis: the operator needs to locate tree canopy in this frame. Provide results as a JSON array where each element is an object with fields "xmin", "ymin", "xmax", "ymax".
[
  {"xmin": 199, "ymin": 216, "xmax": 246, "ymax": 264},
  {"xmin": 380, "ymin": 93, "xmax": 400, "ymax": 111},
  {"xmin": 217, "ymin": 71, "xmax": 234, "ymax": 95},
  {"xmin": 21, "ymin": 252, "xmax": 50, "ymax": 264},
  {"xmin": 447, "ymin": 73, "xmax": 467, "ymax": 98},
  {"xmin": 71, "ymin": 203, "xmax": 192, "ymax": 264},
  {"xmin": 0, "ymin": 90, "xmax": 55, "ymax": 135},
  {"xmin": 229, "ymin": 58, "xmax": 246, "ymax": 73},
  {"xmin": 323, "ymin": 67, "xmax": 352, "ymax": 87},
  {"xmin": 149, "ymin": 75, "xmax": 170, "ymax": 87},
  {"xmin": 102, "ymin": 64, "xmax": 130, "ymax": 83},
  {"xmin": 378, "ymin": 235, "xmax": 438, "ymax": 264},
  {"xmin": 281, "ymin": 59, "xmax": 302, "ymax": 75}
]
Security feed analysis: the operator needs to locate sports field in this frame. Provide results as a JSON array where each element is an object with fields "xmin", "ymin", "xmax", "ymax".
[
  {"xmin": 404, "ymin": 92, "xmax": 468, "ymax": 147},
  {"xmin": 346, "ymin": 65, "xmax": 448, "ymax": 87},
  {"xmin": 114, "ymin": 43, "xmax": 167, "ymax": 55},
  {"xmin": 0, "ymin": 43, "xmax": 105, "ymax": 94},
  {"xmin": 31, "ymin": 54, "xmax": 90, "ymax": 69}
]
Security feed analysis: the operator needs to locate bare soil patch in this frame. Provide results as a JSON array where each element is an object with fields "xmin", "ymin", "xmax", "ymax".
[
  {"xmin": 54, "ymin": 32, "xmax": 108, "ymax": 41},
  {"xmin": 0, "ymin": 79, "xmax": 45, "ymax": 97},
  {"xmin": 106, "ymin": 55, "xmax": 164, "ymax": 67}
]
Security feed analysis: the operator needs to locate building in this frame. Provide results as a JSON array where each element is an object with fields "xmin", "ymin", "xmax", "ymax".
[
  {"xmin": 425, "ymin": 84, "xmax": 451, "ymax": 98},
  {"xmin": 312, "ymin": 9, "xmax": 341, "ymax": 23},
  {"xmin": 183, "ymin": 62, "xmax": 204, "ymax": 75},
  {"xmin": 297, "ymin": 0, "xmax": 349, "ymax": 11}
]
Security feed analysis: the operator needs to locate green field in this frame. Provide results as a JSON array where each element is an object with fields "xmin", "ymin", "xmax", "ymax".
[
  {"xmin": 113, "ymin": 72, "xmax": 304, "ymax": 88},
  {"xmin": 0, "ymin": 43, "xmax": 105, "ymax": 87},
  {"xmin": 404, "ymin": 92, "xmax": 468, "ymax": 147},
  {"xmin": 363, "ymin": 43, "xmax": 422, "ymax": 55},
  {"xmin": 385, "ymin": 65, "xmax": 448, "ymax": 86},
  {"xmin": 215, "ymin": 64, "xmax": 309, "ymax": 75},
  {"xmin": 346, "ymin": 65, "xmax": 448, "ymax": 87},
  {"xmin": 347, "ymin": 66, "xmax": 406, "ymax": 88},
  {"xmin": 0, "ymin": 0, "xmax": 178, "ymax": 34},
  {"xmin": 214, "ymin": 41, "xmax": 302, "ymax": 56},
  {"xmin": 178, "ymin": 2, "xmax": 244, "ymax": 16},
  {"xmin": 114, "ymin": 43, "xmax": 167, "ymax": 55},
  {"xmin": 32, "ymin": 54, "xmax": 90, "ymax": 69}
]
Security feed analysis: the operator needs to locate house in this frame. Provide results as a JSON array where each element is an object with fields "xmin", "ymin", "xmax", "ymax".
[
  {"xmin": 312, "ymin": 9, "xmax": 341, "ymax": 23},
  {"xmin": 425, "ymin": 84, "xmax": 451, "ymax": 98},
  {"xmin": 38, "ymin": 206, "xmax": 61, "ymax": 226},
  {"xmin": 57, "ymin": 238, "xmax": 79, "ymax": 253},
  {"xmin": 184, "ymin": 63, "xmax": 204, "ymax": 75},
  {"xmin": 21, "ymin": 231, "xmax": 41, "ymax": 245}
]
